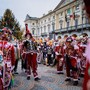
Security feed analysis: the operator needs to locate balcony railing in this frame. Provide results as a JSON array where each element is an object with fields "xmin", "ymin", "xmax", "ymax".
[
  {"xmin": 41, "ymin": 32, "xmax": 47, "ymax": 36},
  {"xmin": 40, "ymin": 24, "xmax": 90, "ymax": 35},
  {"xmin": 54, "ymin": 23, "xmax": 90, "ymax": 33}
]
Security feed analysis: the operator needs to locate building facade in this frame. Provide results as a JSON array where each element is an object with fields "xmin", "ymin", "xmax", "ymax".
[{"xmin": 24, "ymin": 0, "xmax": 90, "ymax": 40}]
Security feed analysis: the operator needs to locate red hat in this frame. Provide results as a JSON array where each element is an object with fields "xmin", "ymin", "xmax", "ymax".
[
  {"xmin": 66, "ymin": 37, "xmax": 73, "ymax": 42},
  {"xmin": 1, "ymin": 27, "xmax": 12, "ymax": 40},
  {"xmin": 25, "ymin": 24, "xmax": 32, "ymax": 38},
  {"xmin": 2, "ymin": 27, "xmax": 12, "ymax": 34},
  {"xmin": 2, "ymin": 33, "xmax": 8, "ymax": 40}
]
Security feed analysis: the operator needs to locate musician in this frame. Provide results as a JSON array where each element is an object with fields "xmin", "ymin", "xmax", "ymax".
[
  {"xmin": 22, "ymin": 24, "xmax": 40, "ymax": 81},
  {"xmin": 13, "ymin": 39, "xmax": 20, "ymax": 74},
  {"xmin": 47, "ymin": 42, "xmax": 53, "ymax": 66},
  {"xmin": 83, "ymin": 0, "xmax": 90, "ymax": 89},
  {"xmin": 0, "ymin": 27, "xmax": 15, "ymax": 89},
  {"xmin": 55, "ymin": 40, "xmax": 64, "ymax": 74},
  {"xmin": 0, "ymin": 52, "xmax": 3, "ymax": 90},
  {"xmin": 64, "ymin": 37, "xmax": 79, "ymax": 85}
]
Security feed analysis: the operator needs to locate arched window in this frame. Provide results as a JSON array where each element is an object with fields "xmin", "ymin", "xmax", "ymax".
[{"xmin": 32, "ymin": 28, "xmax": 35, "ymax": 35}]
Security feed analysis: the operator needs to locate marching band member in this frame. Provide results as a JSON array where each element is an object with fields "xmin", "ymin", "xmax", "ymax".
[
  {"xmin": 0, "ymin": 27, "xmax": 15, "ymax": 89},
  {"xmin": 64, "ymin": 37, "xmax": 79, "ymax": 85},
  {"xmin": 42, "ymin": 41, "xmax": 48, "ymax": 65},
  {"xmin": 83, "ymin": 39, "xmax": 90, "ymax": 90},
  {"xmin": 47, "ymin": 41, "xmax": 53, "ymax": 66},
  {"xmin": 83, "ymin": 0, "xmax": 90, "ymax": 89},
  {"xmin": 22, "ymin": 24, "xmax": 40, "ymax": 81},
  {"xmin": 13, "ymin": 39, "xmax": 20, "ymax": 74},
  {"xmin": 55, "ymin": 40, "xmax": 64, "ymax": 74},
  {"xmin": 78, "ymin": 38, "xmax": 87, "ymax": 77},
  {"xmin": 0, "ymin": 50, "xmax": 3, "ymax": 90}
]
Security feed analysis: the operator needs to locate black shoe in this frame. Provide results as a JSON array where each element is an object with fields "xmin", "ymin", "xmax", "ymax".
[
  {"xmin": 73, "ymin": 81, "xmax": 78, "ymax": 86},
  {"xmin": 78, "ymin": 78, "xmax": 80, "ymax": 80},
  {"xmin": 80, "ymin": 74, "xmax": 84, "ymax": 78},
  {"xmin": 25, "ymin": 70, "xmax": 27, "ymax": 73},
  {"xmin": 27, "ymin": 76, "xmax": 30, "ymax": 80},
  {"xmin": 65, "ymin": 78, "xmax": 71, "ymax": 81},
  {"xmin": 47, "ymin": 64, "xmax": 49, "ymax": 66},
  {"xmin": 34, "ymin": 77, "xmax": 40, "ymax": 81},
  {"xmin": 57, "ymin": 72, "xmax": 64, "ymax": 74}
]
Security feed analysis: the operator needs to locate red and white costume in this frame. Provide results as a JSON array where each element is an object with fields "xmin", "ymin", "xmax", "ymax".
[
  {"xmin": 64, "ymin": 37, "xmax": 79, "ymax": 85},
  {"xmin": 22, "ymin": 24, "xmax": 40, "ymax": 80},
  {"xmin": 0, "ymin": 40, "xmax": 15, "ymax": 89},
  {"xmin": 22, "ymin": 41, "xmax": 38, "ymax": 79},
  {"xmin": 83, "ymin": 39, "xmax": 90, "ymax": 90},
  {"xmin": 0, "ymin": 41, "xmax": 15, "ymax": 66},
  {"xmin": 0, "ymin": 78, "xmax": 3, "ymax": 90},
  {"xmin": 55, "ymin": 43, "xmax": 64, "ymax": 73},
  {"xmin": 77, "ymin": 43, "xmax": 87, "ymax": 76}
]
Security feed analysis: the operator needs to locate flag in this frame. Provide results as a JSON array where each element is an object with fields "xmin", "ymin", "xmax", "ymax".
[
  {"xmin": 73, "ymin": 12, "xmax": 75, "ymax": 20},
  {"xmin": 67, "ymin": 8, "xmax": 71, "ymax": 14},
  {"xmin": 70, "ymin": 15, "xmax": 73, "ymax": 18},
  {"xmin": 65, "ymin": 14, "xmax": 67, "ymax": 22}
]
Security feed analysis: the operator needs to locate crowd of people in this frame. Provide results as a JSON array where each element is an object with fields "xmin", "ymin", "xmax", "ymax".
[
  {"xmin": 34, "ymin": 33, "xmax": 88, "ymax": 86},
  {"xmin": 0, "ymin": 24, "xmax": 89, "ymax": 90},
  {"xmin": 0, "ymin": 0, "xmax": 90, "ymax": 89}
]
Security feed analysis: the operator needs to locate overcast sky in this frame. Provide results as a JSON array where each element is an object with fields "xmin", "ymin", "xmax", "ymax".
[{"xmin": 0, "ymin": 0, "xmax": 61, "ymax": 28}]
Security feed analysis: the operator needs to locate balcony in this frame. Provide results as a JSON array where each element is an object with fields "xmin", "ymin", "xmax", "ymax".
[
  {"xmin": 75, "ymin": 9, "xmax": 80, "ymax": 14},
  {"xmin": 59, "ymin": 16, "xmax": 64, "ymax": 21},
  {"xmin": 53, "ymin": 23, "xmax": 90, "ymax": 34},
  {"xmin": 41, "ymin": 32, "xmax": 47, "ymax": 36}
]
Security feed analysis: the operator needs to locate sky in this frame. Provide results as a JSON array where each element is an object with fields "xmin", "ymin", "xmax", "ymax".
[{"xmin": 0, "ymin": 0, "xmax": 61, "ymax": 28}]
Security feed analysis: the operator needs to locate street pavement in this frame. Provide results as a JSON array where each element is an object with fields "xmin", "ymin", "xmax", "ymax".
[{"xmin": 12, "ymin": 61, "xmax": 83, "ymax": 90}]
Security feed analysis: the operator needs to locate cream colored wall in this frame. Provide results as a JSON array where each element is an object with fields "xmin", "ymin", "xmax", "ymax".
[
  {"xmin": 24, "ymin": 0, "xmax": 87, "ymax": 38},
  {"xmin": 55, "ymin": 14, "xmax": 59, "ymax": 30},
  {"xmin": 39, "ymin": 13, "xmax": 55, "ymax": 35},
  {"xmin": 55, "ymin": 0, "xmax": 84, "ymax": 30}
]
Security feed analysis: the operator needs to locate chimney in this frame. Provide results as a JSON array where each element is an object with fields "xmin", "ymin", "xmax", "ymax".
[
  {"xmin": 43, "ymin": 14, "xmax": 45, "ymax": 16},
  {"xmin": 48, "ymin": 10, "xmax": 52, "ymax": 13}
]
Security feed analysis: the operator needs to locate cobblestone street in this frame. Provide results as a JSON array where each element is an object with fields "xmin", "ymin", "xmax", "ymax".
[{"xmin": 12, "ymin": 61, "xmax": 82, "ymax": 90}]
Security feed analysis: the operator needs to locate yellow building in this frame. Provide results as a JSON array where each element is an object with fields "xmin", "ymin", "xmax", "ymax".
[{"xmin": 24, "ymin": 0, "xmax": 90, "ymax": 40}]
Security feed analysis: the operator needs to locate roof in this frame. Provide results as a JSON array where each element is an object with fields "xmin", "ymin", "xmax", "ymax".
[
  {"xmin": 54, "ymin": 0, "xmax": 65, "ymax": 11},
  {"xmin": 24, "ymin": 0, "xmax": 75, "ymax": 22},
  {"xmin": 24, "ymin": 14, "xmax": 39, "ymax": 22},
  {"xmin": 54, "ymin": 0, "xmax": 75, "ymax": 11}
]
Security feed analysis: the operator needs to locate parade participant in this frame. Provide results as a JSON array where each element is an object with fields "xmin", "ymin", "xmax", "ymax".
[
  {"xmin": 64, "ymin": 37, "xmax": 79, "ymax": 85},
  {"xmin": 77, "ymin": 37, "xmax": 87, "ymax": 77},
  {"xmin": 58, "ymin": 36, "xmax": 61, "ymax": 42},
  {"xmin": 0, "ymin": 27, "xmax": 15, "ymax": 89},
  {"xmin": 83, "ymin": 0, "xmax": 90, "ymax": 89},
  {"xmin": 42, "ymin": 41, "xmax": 48, "ymax": 65},
  {"xmin": 55, "ymin": 40, "xmax": 64, "ymax": 74},
  {"xmin": 72, "ymin": 34, "xmax": 77, "ymax": 41},
  {"xmin": 22, "ymin": 24, "xmax": 40, "ymax": 81},
  {"xmin": 1, "ymin": 27, "xmax": 15, "ymax": 67},
  {"xmin": 37, "ymin": 44, "xmax": 43, "ymax": 64},
  {"xmin": 13, "ymin": 39, "xmax": 20, "ymax": 74},
  {"xmin": 47, "ymin": 41, "xmax": 53, "ymax": 66},
  {"xmin": 83, "ymin": 39, "xmax": 90, "ymax": 90},
  {"xmin": 0, "ymin": 50, "xmax": 3, "ymax": 90}
]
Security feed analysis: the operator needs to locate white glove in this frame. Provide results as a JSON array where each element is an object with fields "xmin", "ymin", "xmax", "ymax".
[{"xmin": 55, "ymin": 52, "xmax": 59, "ymax": 55}]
